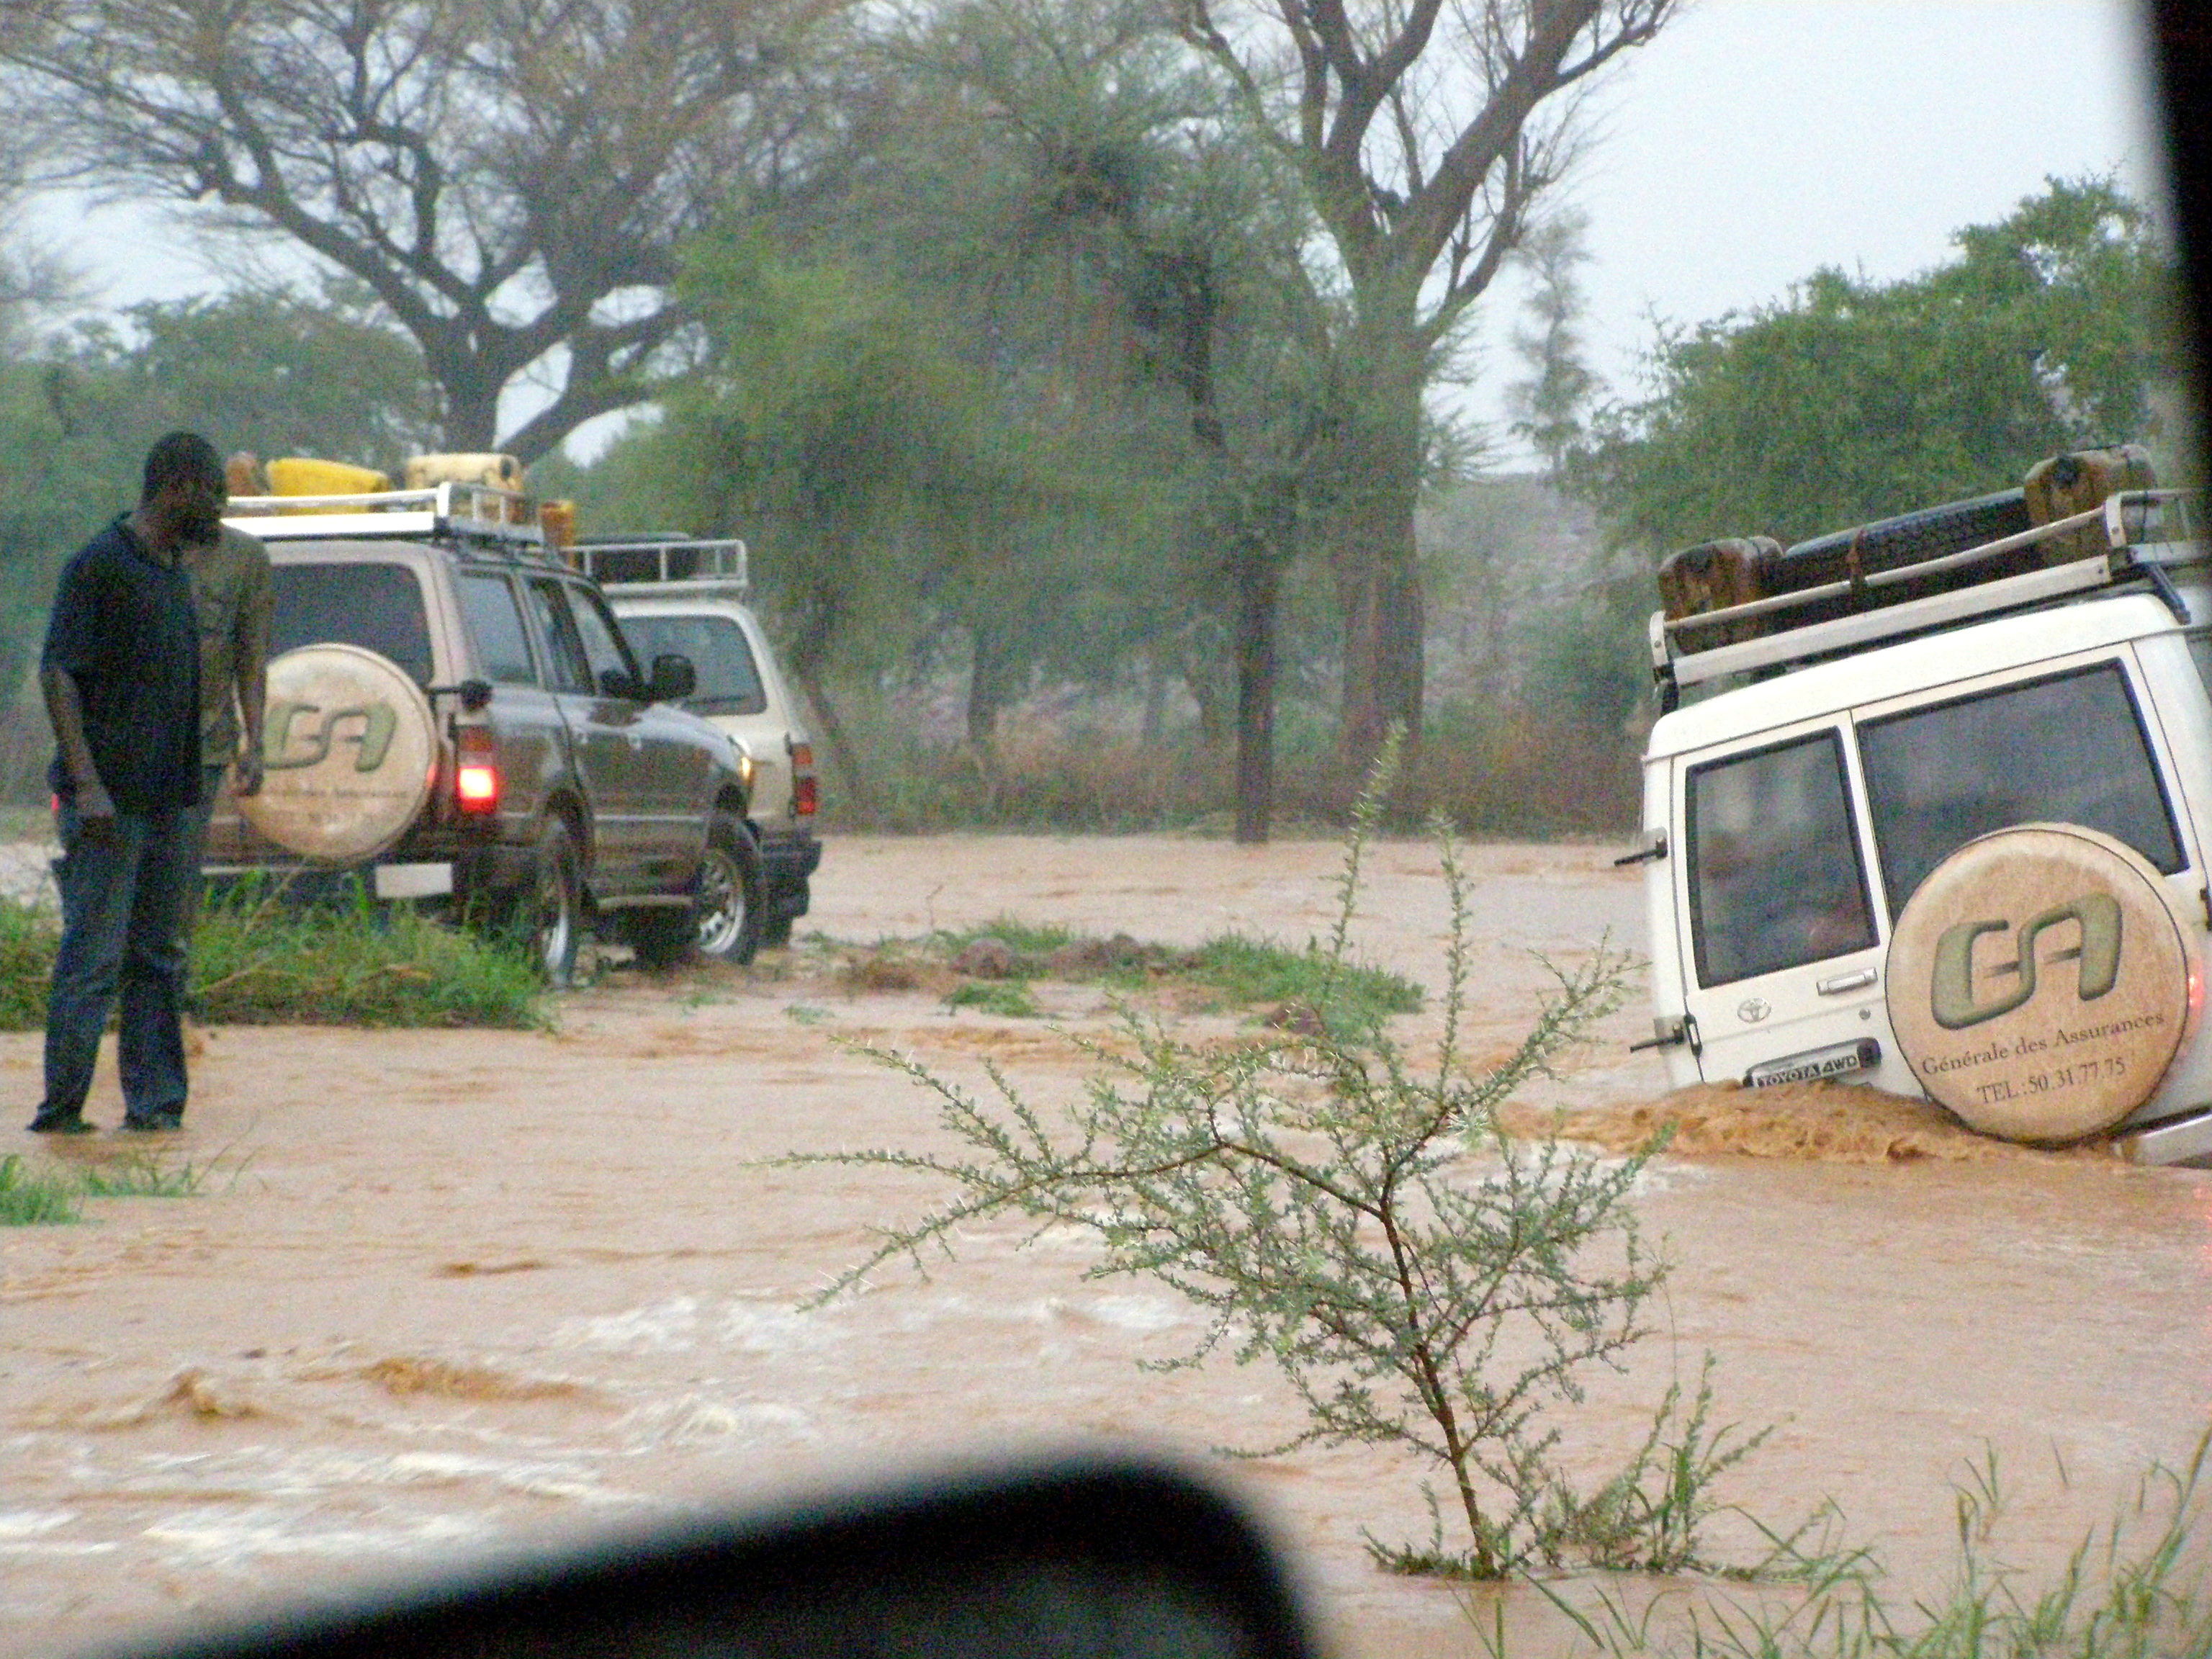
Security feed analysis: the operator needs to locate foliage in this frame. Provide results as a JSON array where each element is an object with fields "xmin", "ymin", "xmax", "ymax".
[
  {"xmin": 782, "ymin": 752, "xmax": 1735, "ymax": 1577},
  {"xmin": 0, "ymin": 1152, "xmax": 81, "ymax": 1225},
  {"xmin": 1528, "ymin": 1435, "xmax": 2212, "ymax": 1659},
  {"xmin": 0, "ymin": 891, "xmax": 544, "ymax": 1032},
  {"xmin": 1578, "ymin": 177, "xmax": 2186, "ymax": 557},
  {"xmin": 1, "ymin": 1148, "xmax": 220, "ymax": 1226},
  {"xmin": 73, "ymin": 1151, "xmax": 212, "ymax": 1199},
  {"xmin": 943, "ymin": 979, "xmax": 1043, "ymax": 1017},
  {"xmin": 189, "ymin": 886, "xmax": 547, "ymax": 1029},
  {"xmin": 920, "ymin": 914, "xmax": 1422, "ymax": 1028},
  {"xmin": 1, "ymin": 0, "xmax": 844, "ymax": 457}
]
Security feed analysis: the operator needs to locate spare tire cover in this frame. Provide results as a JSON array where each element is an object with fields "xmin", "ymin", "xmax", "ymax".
[
  {"xmin": 240, "ymin": 644, "xmax": 437, "ymax": 865},
  {"xmin": 1887, "ymin": 824, "xmax": 2197, "ymax": 1142}
]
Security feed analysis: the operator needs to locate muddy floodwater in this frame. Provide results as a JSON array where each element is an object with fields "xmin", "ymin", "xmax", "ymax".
[{"xmin": 3, "ymin": 835, "xmax": 2208, "ymax": 1657}]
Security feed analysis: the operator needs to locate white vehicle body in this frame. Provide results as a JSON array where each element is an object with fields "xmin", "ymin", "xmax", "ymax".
[
  {"xmin": 580, "ymin": 540, "xmax": 822, "ymax": 944},
  {"xmin": 1638, "ymin": 495, "xmax": 2211, "ymax": 1162}
]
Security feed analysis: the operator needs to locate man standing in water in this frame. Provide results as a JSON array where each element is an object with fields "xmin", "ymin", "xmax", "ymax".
[{"xmin": 27, "ymin": 433, "xmax": 217, "ymax": 1134}]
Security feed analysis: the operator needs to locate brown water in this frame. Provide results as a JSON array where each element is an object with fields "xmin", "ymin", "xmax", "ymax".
[{"xmin": 3, "ymin": 835, "xmax": 2206, "ymax": 1657}]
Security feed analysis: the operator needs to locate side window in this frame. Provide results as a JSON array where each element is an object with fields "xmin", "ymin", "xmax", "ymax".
[
  {"xmin": 456, "ymin": 572, "xmax": 536, "ymax": 686},
  {"xmin": 1686, "ymin": 730, "xmax": 1878, "ymax": 987},
  {"xmin": 528, "ymin": 579, "xmax": 595, "ymax": 695},
  {"xmin": 567, "ymin": 585, "xmax": 642, "ymax": 697},
  {"xmin": 1858, "ymin": 661, "xmax": 2186, "ymax": 917}
]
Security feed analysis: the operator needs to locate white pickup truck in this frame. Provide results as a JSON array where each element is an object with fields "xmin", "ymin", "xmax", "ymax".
[{"xmin": 1635, "ymin": 469, "xmax": 2211, "ymax": 1162}]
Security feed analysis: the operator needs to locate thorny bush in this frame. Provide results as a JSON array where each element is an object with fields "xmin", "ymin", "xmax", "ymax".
[{"xmin": 782, "ymin": 740, "xmax": 1766, "ymax": 1577}]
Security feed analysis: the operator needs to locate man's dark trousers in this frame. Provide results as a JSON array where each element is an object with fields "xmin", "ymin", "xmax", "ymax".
[{"xmin": 37, "ymin": 794, "xmax": 198, "ymax": 1128}]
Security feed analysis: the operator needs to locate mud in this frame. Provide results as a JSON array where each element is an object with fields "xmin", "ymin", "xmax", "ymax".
[{"xmin": 2, "ymin": 833, "xmax": 2207, "ymax": 1658}]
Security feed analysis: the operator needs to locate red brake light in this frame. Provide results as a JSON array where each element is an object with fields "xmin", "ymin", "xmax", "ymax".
[
  {"xmin": 457, "ymin": 764, "xmax": 500, "ymax": 811},
  {"xmin": 789, "ymin": 741, "xmax": 818, "ymax": 818},
  {"xmin": 455, "ymin": 727, "xmax": 500, "ymax": 814}
]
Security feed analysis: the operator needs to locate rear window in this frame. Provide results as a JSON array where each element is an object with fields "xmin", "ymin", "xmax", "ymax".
[
  {"xmin": 1857, "ymin": 661, "xmax": 2185, "ymax": 917},
  {"xmin": 270, "ymin": 562, "xmax": 434, "ymax": 685},
  {"xmin": 619, "ymin": 613, "xmax": 768, "ymax": 716},
  {"xmin": 1686, "ymin": 729, "xmax": 1879, "ymax": 987}
]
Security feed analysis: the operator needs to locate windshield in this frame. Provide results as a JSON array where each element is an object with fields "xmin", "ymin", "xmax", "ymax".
[
  {"xmin": 619, "ymin": 612, "xmax": 768, "ymax": 716},
  {"xmin": 1686, "ymin": 729, "xmax": 1879, "ymax": 986},
  {"xmin": 1856, "ymin": 661, "xmax": 2185, "ymax": 916},
  {"xmin": 269, "ymin": 560, "xmax": 434, "ymax": 685}
]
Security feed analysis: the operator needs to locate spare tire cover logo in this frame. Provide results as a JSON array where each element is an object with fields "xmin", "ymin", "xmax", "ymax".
[
  {"xmin": 1887, "ymin": 824, "xmax": 2195, "ymax": 1143},
  {"xmin": 265, "ymin": 703, "xmax": 400, "ymax": 773},
  {"xmin": 1930, "ymin": 892, "xmax": 2123, "ymax": 1029},
  {"xmin": 240, "ymin": 644, "xmax": 437, "ymax": 866}
]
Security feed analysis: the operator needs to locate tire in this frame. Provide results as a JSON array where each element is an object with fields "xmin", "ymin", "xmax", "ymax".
[
  {"xmin": 1776, "ymin": 490, "xmax": 2035, "ymax": 590},
  {"xmin": 524, "ymin": 818, "xmax": 583, "ymax": 987},
  {"xmin": 695, "ymin": 815, "xmax": 763, "ymax": 965}
]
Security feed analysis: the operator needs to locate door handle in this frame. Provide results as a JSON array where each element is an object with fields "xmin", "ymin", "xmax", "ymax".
[{"xmin": 1817, "ymin": 967, "xmax": 1878, "ymax": 995}]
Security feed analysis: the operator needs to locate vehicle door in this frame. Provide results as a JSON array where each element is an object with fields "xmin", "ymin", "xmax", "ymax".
[
  {"xmin": 1673, "ymin": 719, "xmax": 1890, "ymax": 1089},
  {"xmin": 451, "ymin": 569, "xmax": 564, "ymax": 843},
  {"xmin": 525, "ymin": 575, "xmax": 644, "ymax": 891},
  {"xmin": 564, "ymin": 581, "xmax": 713, "ymax": 891},
  {"xmin": 614, "ymin": 605, "xmax": 791, "ymax": 828}
]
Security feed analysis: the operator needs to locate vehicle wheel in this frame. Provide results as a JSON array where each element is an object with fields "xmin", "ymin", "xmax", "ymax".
[
  {"xmin": 759, "ymin": 914, "xmax": 794, "ymax": 950},
  {"xmin": 696, "ymin": 815, "xmax": 763, "ymax": 965},
  {"xmin": 526, "ymin": 819, "xmax": 583, "ymax": 987},
  {"xmin": 626, "ymin": 906, "xmax": 697, "ymax": 971}
]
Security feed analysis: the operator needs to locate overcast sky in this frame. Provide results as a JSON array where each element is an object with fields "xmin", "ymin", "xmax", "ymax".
[{"xmin": 20, "ymin": 0, "xmax": 2173, "ymax": 463}]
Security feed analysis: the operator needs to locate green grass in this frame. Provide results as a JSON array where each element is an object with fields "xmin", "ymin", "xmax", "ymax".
[
  {"xmin": 1179, "ymin": 932, "xmax": 1422, "ymax": 1028},
  {"xmin": 73, "ymin": 1151, "xmax": 215, "ymax": 1197},
  {"xmin": 1519, "ymin": 1438, "xmax": 2212, "ymax": 1659},
  {"xmin": 1, "ymin": 1148, "xmax": 223, "ymax": 1225},
  {"xmin": 912, "ymin": 918, "xmax": 1423, "ymax": 1028},
  {"xmin": 0, "ymin": 896, "xmax": 55, "ymax": 1029},
  {"xmin": 0, "ymin": 889, "xmax": 545, "ymax": 1031},
  {"xmin": 0, "ymin": 1154, "xmax": 82, "ymax": 1224},
  {"xmin": 945, "ymin": 980, "xmax": 1043, "ymax": 1018}
]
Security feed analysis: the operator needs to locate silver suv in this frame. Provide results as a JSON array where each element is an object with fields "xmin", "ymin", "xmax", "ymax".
[
  {"xmin": 203, "ymin": 484, "xmax": 760, "ymax": 979},
  {"xmin": 580, "ymin": 539, "xmax": 822, "ymax": 949}
]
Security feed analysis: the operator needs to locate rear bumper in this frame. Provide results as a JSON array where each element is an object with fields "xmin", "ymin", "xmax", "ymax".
[
  {"xmin": 204, "ymin": 843, "xmax": 536, "ymax": 907},
  {"xmin": 2113, "ymin": 1108, "xmax": 2212, "ymax": 1166},
  {"xmin": 757, "ymin": 827, "xmax": 822, "ymax": 920}
]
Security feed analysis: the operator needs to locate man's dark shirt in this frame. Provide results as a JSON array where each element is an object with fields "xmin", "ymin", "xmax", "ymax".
[{"xmin": 43, "ymin": 516, "xmax": 202, "ymax": 813}]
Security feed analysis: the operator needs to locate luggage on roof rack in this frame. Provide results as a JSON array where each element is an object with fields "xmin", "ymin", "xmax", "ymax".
[
  {"xmin": 222, "ymin": 480, "xmax": 552, "ymax": 552},
  {"xmin": 1648, "ymin": 487, "xmax": 2205, "ymax": 702}
]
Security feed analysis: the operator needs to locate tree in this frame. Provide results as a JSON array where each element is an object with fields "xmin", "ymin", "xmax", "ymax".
[
  {"xmin": 781, "ymin": 769, "xmax": 1765, "ymax": 1576},
  {"xmin": 1507, "ymin": 210, "xmax": 1597, "ymax": 480},
  {"xmin": 117, "ymin": 285, "xmax": 441, "ymax": 470},
  {"xmin": 1173, "ymin": 0, "xmax": 1676, "ymax": 775},
  {"xmin": 1579, "ymin": 177, "xmax": 2185, "ymax": 557},
  {"xmin": 4, "ymin": 0, "xmax": 843, "ymax": 461}
]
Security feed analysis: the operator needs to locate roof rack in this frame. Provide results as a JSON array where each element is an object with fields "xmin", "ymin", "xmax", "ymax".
[
  {"xmin": 572, "ymin": 538, "xmax": 750, "ymax": 596},
  {"xmin": 1651, "ymin": 489, "xmax": 2206, "ymax": 698},
  {"xmin": 223, "ymin": 481, "xmax": 548, "ymax": 551}
]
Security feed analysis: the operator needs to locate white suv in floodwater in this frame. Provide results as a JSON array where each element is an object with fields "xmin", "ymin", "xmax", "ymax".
[
  {"xmin": 580, "ymin": 539, "xmax": 822, "ymax": 949},
  {"xmin": 1636, "ymin": 467, "xmax": 2211, "ymax": 1163}
]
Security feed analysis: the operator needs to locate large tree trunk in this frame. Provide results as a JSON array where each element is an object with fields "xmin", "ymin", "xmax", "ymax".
[
  {"xmin": 1230, "ymin": 541, "xmax": 1280, "ymax": 844},
  {"xmin": 1328, "ymin": 341, "xmax": 1428, "ymax": 791}
]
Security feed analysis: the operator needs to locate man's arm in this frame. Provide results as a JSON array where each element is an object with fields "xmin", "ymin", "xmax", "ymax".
[
  {"xmin": 40, "ymin": 666, "xmax": 115, "ymax": 835},
  {"xmin": 231, "ymin": 545, "xmax": 273, "ymax": 796}
]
